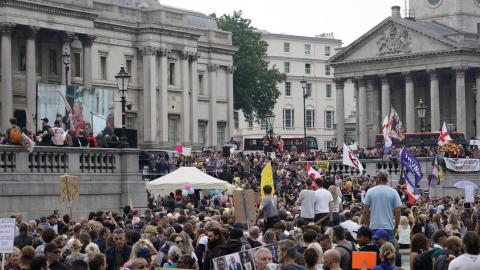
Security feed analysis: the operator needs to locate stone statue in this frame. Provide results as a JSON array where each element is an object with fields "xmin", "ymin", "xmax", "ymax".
[{"xmin": 377, "ymin": 25, "xmax": 412, "ymax": 56}]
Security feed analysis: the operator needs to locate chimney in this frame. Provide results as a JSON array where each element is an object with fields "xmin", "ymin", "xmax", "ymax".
[{"xmin": 391, "ymin": 6, "xmax": 401, "ymax": 18}]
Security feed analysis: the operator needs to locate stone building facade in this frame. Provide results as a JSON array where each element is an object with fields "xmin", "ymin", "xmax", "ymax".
[
  {"xmin": 236, "ymin": 32, "xmax": 356, "ymax": 151},
  {"xmin": 0, "ymin": 0, "xmax": 236, "ymax": 149},
  {"xmin": 330, "ymin": 1, "xmax": 480, "ymax": 148}
]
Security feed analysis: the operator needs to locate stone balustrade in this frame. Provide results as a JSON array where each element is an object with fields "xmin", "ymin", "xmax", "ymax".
[{"xmin": 0, "ymin": 146, "xmax": 146, "ymax": 220}]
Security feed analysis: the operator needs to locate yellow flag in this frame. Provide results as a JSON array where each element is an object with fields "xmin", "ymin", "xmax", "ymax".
[
  {"xmin": 438, "ymin": 164, "xmax": 444, "ymax": 181},
  {"xmin": 260, "ymin": 161, "xmax": 274, "ymax": 198}
]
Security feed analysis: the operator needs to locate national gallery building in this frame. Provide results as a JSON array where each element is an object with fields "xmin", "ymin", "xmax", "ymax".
[{"xmin": 330, "ymin": 0, "xmax": 480, "ymax": 148}]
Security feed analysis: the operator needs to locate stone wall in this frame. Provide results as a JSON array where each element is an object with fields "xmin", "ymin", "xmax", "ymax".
[{"xmin": 0, "ymin": 146, "xmax": 146, "ymax": 220}]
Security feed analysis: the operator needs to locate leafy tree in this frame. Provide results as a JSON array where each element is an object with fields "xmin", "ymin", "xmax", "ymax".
[{"xmin": 215, "ymin": 11, "xmax": 286, "ymax": 121}]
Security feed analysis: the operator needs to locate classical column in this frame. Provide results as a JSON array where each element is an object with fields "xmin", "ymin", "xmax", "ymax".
[
  {"xmin": 429, "ymin": 69, "xmax": 440, "ymax": 132},
  {"xmin": 61, "ymin": 32, "xmax": 74, "ymax": 85},
  {"xmin": 180, "ymin": 51, "xmax": 190, "ymax": 145},
  {"xmin": 80, "ymin": 35, "xmax": 95, "ymax": 88},
  {"xmin": 1, "ymin": 23, "xmax": 15, "ymax": 131},
  {"xmin": 140, "ymin": 46, "xmax": 158, "ymax": 144},
  {"xmin": 358, "ymin": 78, "xmax": 368, "ymax": 148},
  {"xmin": 476, "ymin": 72, "xmax": 480, "ymax": 137},
  {"xmin": 25, "ymin": 26, "xmax": 39, "ymax": 132},
  {"xmin": 455, "ymin": 68, "xmax": 467, "ymax": 134},
  {"xmin": 190, "ymin": 53, "xmax": 199, "ymax": 145},
  {"xmin": 208, "ymin": 64, "xmax": 218, "ymax": 147},
  {"xmin": 381, "ymin": 75, "xmax": 391, "ymax": 118},
  {"xmin": 367, "ymin": 79, "xmax": 380, "ymax": 144},
  {"xmin": 158, "ymin": 48, "xmax": 169, "ymax": 144},
  {"xmin": 226, "ymin": 66, "xmax": 234, "ymax": 142},
  {"xmin": 335, "ymin": 79, "xmax": 345, "ymax": 147},
  {"xmin": 404, "ymin": 72, "xmax": 415, "ymax": 133}
]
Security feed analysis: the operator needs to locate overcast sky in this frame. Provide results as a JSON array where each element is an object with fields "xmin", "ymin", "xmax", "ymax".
[{"xmin": 160, "ymin": 0, "xmax": 407, "ymax": 46}]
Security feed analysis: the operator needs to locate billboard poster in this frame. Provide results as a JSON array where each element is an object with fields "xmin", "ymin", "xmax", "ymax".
[{"xmin": 37, "ymin": 83, "xmax": 115, "ymax": 136}]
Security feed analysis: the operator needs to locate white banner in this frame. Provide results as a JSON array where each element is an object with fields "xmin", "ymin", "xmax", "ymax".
[
  {"xmin": 0, "ymin": 218, "xmax": 15, "ymax": 253},
  {"xmin": 444, "ymin": 158, "xmax": 480, "ymax": 172},
  {"xmin": 92, "ymin": 113, "xmax": 106, "ymax": 135},
  {"xmin": 470, "ymin": 140, "xmax": 480, "ymax": 146}
]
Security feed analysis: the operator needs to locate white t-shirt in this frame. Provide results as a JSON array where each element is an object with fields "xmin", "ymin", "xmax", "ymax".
[
  {"xmin": 314, "ymin": 188, "xmax": 333, "ymax": 214},
  {"xmin": 340, "ymin": 220, "xmax": 360, "ymax": 239},
  {"xmin": 397, "ymin": 226, "xmax": 411, "ymax": 245},
  {"xmin": 448, "ymin": 254, "xmax": 480, "ymax": 270},
  {"xmin": 297, "ymin": 189, "xmax": 316, "ymax": 219},
  {"xmin": 330, "ymin": 197, "xmax": 342, "ymax": 213}
]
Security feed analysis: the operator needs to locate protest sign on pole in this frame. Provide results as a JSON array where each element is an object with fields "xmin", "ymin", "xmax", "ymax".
[
  {"xmin": 59, "ymin": 175, "xmax": 80, "ymax": 218},
  {"xmin": 0, "ymin": 218, "xmax": 15, "ymax": 270},
  {"xmin": 233, "ymin": 189, "xmax": 257, "ymax": 225}
]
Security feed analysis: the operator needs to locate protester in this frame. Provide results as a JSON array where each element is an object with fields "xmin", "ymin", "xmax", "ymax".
[
  {"xmin": 323, "ymin": 249, "xmax": 341, "ymax": 270},
  {"xmin": 373, "ymin": 242, "xmax": 397, "ymax": 270},
  {"xmin": 448, "ymin": 231, "xmax": 480, "ymax": 270}
]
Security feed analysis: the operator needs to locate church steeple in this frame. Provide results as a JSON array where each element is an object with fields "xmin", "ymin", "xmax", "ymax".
[{"xmin": 409, "ymin": 0, "xmax": 480, "ymax": 33}]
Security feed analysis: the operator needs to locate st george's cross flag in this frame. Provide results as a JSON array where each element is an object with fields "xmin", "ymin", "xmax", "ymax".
[
  {"xmin": 438, "ymin": 122, "xmax": 453, "ymax": 146},
  {"xmin": 342, "ymin": 143, "xmax": 364, "ymax": 173}
]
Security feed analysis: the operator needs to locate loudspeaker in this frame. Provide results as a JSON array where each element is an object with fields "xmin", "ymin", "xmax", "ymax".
[
  {"xmin": 114, "ymin": 128, "xmax": 138, "ymax": 148},
  {"xmin": 222, "ymin": 146, "xmax": 230, "ymax": 158}
]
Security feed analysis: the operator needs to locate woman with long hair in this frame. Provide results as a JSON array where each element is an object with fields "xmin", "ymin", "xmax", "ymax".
[
  {"xmin": 5, "ymin": 247, "xmax": 21, "ymax": 270},
  {"xmin": 410, "ymin": 233, "xmax": 429, "ymax": 270},
  {"xmin": 178, "ymin": 232, "xmax": 199, "ymax": 269},
  {"xmin": 397, "ymin": 216, "xmax": 411, "ymax": 250},
  {"xmin": 445, "ymin": 213, "xmax": 463, "ymax": 236},
  {"xmin": 427, "ymin": 213, "xmax": 444, "ymax": 238},
  {"xmin": 19, "ymin": 246, "xmax": 35, "ymax": 270},
  {"xmin": 328, "ymin": 185, "xmax": 343, "ymax": 226}
]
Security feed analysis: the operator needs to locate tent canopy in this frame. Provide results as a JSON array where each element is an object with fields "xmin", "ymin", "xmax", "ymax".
[{"xmin": 146, "ymin": 167, "xmax": 229, "ymax": 196}]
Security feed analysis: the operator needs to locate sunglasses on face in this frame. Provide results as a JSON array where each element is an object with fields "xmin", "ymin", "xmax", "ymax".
[{"xmin": 175, "ymin": 240, "xmax": 183, "ymax": 244}]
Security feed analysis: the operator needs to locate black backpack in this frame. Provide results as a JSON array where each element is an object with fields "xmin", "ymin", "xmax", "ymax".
[{"xmin": 412, "ymin": 248, "xmax": 437, "ymax": 270}]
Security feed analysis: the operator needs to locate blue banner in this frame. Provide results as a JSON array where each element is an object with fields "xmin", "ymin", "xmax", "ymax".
[{"xmin": 400, "ymin": 147, "xmax": 423, "ymax": 185}]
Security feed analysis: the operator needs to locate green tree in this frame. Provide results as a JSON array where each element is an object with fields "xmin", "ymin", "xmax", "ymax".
[{"xmin": 215, "ymin": 11, "xmax": 286, "ymax": 121}]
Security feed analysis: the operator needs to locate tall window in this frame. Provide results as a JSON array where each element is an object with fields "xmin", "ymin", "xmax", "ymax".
[
  {"xmin": 49, "ymin": 49, "xmax": 58, "ymax": 75},
  {"xmin": 284, "ymin": 42, "xmax": 290, "ymax": 52},
  {"xmin": 305, "ymin": 44, "xmax": 311, "ymax": 55},
  {"xmin": 305, "ymin": 63, "xmax": 311, "ymax": 74},
  {"xmin": 306, "ymin": 109, "xmax": 315, "ymax": 128},
  {"xmin": 100, "ymin": 56, "xmax": 107, "ymax": 80},
  {"xmin": 260, "ymin": 119, "xmax": 267, "ymax": 130},
  {"xmin": 217, "ymin": 122, "xmax": 226, "ymax": 147},
  {"xmin": 169, "ymin": 62, "xmax": 176, "ymax": 85},
  {"xmin": 284, "ymin": 62, "xmax": 290, "ymax": 73},
  {"xmin": 198, "ymin": 121, "xmax": 207, "ymax": 146},
  {"xmin": 325, "ymin": 141, "xmax": 332, "ymax": 151},
  {"xmin": 168, "ymin": 116, "xmax": 178, "ymax": 145},
  {"xmin": 285, "ymin": 82, "xmax": 291, "ymax": 96},
  {"xmin": 19, "ymin": 46, "xmax": 26, "ymax": 71},
  {"xmin": 247, "ymin": 115, "xmax": 253, "ymax": 129},
  {"xmin": 326, "ymin": 84, "xmax": 332, "ymax": 98},
  {"xmin": 325, "ymin": 46, "xmax": 331, "ymax": 56},
  {"xmin": 306, "ymin": 83, "xmax": 312, "ymax": 97},
  {"xmin": 234, "ymin": 111, "xmax": 239, "ymax": 129},
  {"xmin": 126, "ymin": 114, "xmax": 136, "ymax": 129},
  {"xmin": 283, "ymin": 108, "xmax": 294, "ymax": 129},
  {"xmin": 325, "ymin": 111, "xmax": 334, "ymax": 129},
  {"xmin": 73, "ymin": 52, "xmax": 81, "ymax": 77},
  {"xmin": 325, "ymin": 66, "xmax": 331, "ymax": 76},
  {"xmin": 125, "ymin": 59, "xmax": 133, "ymax": 74},
  {"xmin": 198, "ymin": 74, "xmax": 205, "ymax": 95}
]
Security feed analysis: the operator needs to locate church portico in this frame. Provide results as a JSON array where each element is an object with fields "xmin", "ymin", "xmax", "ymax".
[{"xmin": 330, "ymin": 3, "xmax": 480, "ymax": 148}]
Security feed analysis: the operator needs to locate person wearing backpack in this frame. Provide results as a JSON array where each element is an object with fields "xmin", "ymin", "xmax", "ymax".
[
  {"xmin": 333, "ymin": 225, "xmax": 356, "ymax": 270},
  {"xmin": 6, "ymin": 118, "xmax": 22, "ymax": 145},
  {"xmin": 410, "ymin": 233, "xmax": 430, "ymax": 270}
]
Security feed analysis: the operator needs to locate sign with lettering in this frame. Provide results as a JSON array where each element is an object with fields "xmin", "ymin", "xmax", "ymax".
[
  {"xmin": 0, "ymin": 218, "xmax": 15, "ymax": 253},
  {"xmin": 59, "ymin": 175, "xmax": 80, "ymax": 203},
  {"xmin": 233, "ymin": 189, "xmax": 257, "ymax": 225},
  {"xmin": 444, "ymin": 158, "xmax": 480, "ymax": 172}
]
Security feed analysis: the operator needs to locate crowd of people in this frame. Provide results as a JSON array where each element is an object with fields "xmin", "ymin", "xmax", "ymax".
[{"xmin": 3, "ymin": 143, "xmax": 480, "ymax": 270}]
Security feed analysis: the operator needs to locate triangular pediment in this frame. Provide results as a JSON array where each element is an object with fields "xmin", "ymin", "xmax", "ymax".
[{"xmin": 330, "ymin": 18, "xmax": 459, "ymax": 63}]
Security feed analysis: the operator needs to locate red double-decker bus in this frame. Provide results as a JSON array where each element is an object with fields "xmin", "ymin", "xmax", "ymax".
[
  {"xmin": 375, "ymin": 132, "xmax": 467, "ymax": 148},
  {"xmin": 243, "ymin": 136, "xmax": 318, "ymax": 153}
]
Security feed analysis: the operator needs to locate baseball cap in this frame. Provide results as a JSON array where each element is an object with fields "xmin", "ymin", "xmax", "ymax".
[
  {"xmin": 133, "ymin": 222, "xmax": 143, "ymax": 231},
  {"xmin": 41, "ymin": 118, "xmax": 49, "ymax": 123},
  {"xmin": 136, "ymin": 247, "xmax": 155, "ymax": 258},
  {"xmin": 355, "ymin": 226, "xmax": 372, "ymax": 238},
  {"xmin": 372, "ymin": 229, "xmax": 388, "ymax": 240}
]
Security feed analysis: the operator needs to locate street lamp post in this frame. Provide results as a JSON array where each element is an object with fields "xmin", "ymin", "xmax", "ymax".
[
  {"xmin": 265, "ymin": 113, "xmax": 275, "ymax": 136},
  {"xmin": 300, "ymin": 79, "xmax": 308, "ymax": 153},
  {"xmin": 62, "ymin": 48, "xmax": 71, "ymax": 86},
  {"xmin": 473, "ymin": 87, "xmax": 478, "ymax": 137},
  {"xmin": 416, "ymin": 98, "xmax": 427, "ymax": 133},
  {"xmin": 115, "ymin": 66, "xmax": 131, "ymax": 148}
]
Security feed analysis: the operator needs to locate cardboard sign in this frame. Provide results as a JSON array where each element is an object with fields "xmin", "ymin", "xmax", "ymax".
[
  {"xmin": 59, "ymin": 175, "xmax": 80, "ymax": 203},
  {"xmin": 352, "ymin": 251, "xmax": 377, "ymax": 269},
  {"xmin": 233, "ymin": 189, "xmax": 257, "ymax": 225},
  {"xmin": 316, "ymin": 161, "xmax": 330, "ymax": 171},
  {"xmin": 0, "ymin": 218, "xmax": 15, "ymax": 253}
]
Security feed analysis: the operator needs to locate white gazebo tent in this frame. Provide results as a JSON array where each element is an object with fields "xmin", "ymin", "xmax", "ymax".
[{"xmin": 146, "ymin": 167, "xmax": 229, "ymax": 196}]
